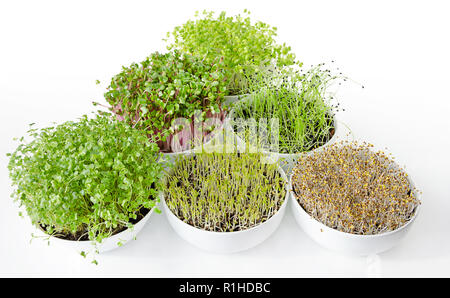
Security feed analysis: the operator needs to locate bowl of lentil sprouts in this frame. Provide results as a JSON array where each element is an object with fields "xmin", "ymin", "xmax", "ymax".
[
  {"xmin": 162, "ymin": 148, "xmax": 289, "ymax": 253},
  {"xmin": 290, "ymin": 141, "xmax": 421, "ymax": 255}
]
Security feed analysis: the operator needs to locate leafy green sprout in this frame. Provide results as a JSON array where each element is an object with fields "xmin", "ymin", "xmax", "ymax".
[
  {"xmin": 7, "ymin": 115, "xmax": 163, "ymax": 248},
  {"xmin": 165, "ymin": 10, "xmax": 299, "ymax": 95},
  {"xmin": 100, "ymin": 50, "xmax": 228, "ymax": 153},
  {"xmin": 164, "ymin": 152, "xmax": 286, "ymax": 232},
  {"xmin": 231, "ymin": 64, "xmax": 342, "ymax": 154}
]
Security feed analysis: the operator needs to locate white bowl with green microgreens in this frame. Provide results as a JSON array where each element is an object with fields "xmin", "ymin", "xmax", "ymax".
[
  {"xmin": 289, "ymin": 141, "xmax": 421, "ymax": 256},
  {"xmin": 226, "ymin": 108, "xmax": 341, "ymax": 172},
  {"xmin": 162, "ymin": 149, "xmax": 289, "ymax": 253},
  {"xmin": 7, "ymin": 115, "xmax": 163, "ymax": 262},
  {"xmin": 99, "ymin": 50, "xmax": 230, "ymax": 165},
  {"xmin": 166, "ymin": 10, "xmax": 297, "ymax": 97},
  {"xmin": 225, "ymin": 64, "xmax": 348, "ymax": 175}
]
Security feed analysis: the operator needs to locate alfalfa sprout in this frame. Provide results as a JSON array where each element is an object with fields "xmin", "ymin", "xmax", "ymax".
[{"xmin": 291, "ymin": 141, "xmax": 420, "ymax": 235}]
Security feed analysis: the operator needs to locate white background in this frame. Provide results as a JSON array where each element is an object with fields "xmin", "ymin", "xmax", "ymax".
[{"xmin": 1, "ymin": 0, "xmax": 449, "ymax": 277}]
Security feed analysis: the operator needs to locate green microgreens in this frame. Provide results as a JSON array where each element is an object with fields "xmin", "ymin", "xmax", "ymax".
[
  {"xmin": 165, "ymin": 10, "xmax": 298, "ymax": 95},
  {"xmin": 164, "ymin": 152, "xmax": 286, "ymax": 232},
  {"xmin": 101, "ymin": 50, "xmax": 228, "ymax": 152},
  {"xmin": 7, "ymin": 114, "xmax": 163, "ymax": 243},
  {"xmin": 292, "ymin": 141, "xmax": 421, "ymax": 235},
  {"xmin": 231, "ymin": 64, "xmax": 342, "ymax": 154}
]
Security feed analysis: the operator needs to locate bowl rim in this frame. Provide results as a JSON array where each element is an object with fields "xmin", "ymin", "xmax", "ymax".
[
  {"xmin": 289, "ymin": 156, "xmax": 421, "ymax": 239},
  {"xmin": 162, "ymin": 154, "xmax": 290, "ymax": 235}
]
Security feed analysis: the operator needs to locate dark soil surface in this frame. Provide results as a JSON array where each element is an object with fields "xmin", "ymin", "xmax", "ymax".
[{"xmin": 39, "ymin": 206, "xmax": 152, "ymax": 241}]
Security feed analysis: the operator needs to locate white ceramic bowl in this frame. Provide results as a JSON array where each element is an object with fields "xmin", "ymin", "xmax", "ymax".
[
  {"xmin": 34, "ymin": 205, "xmax": 156, "ymax": 254},
  {"xmin": 162, "ymin": 161, "xmax": 289, "ymax": 253},
  {"xmin": 289, "ymin": 173, "xmax": 420, "ymax": 256}
]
